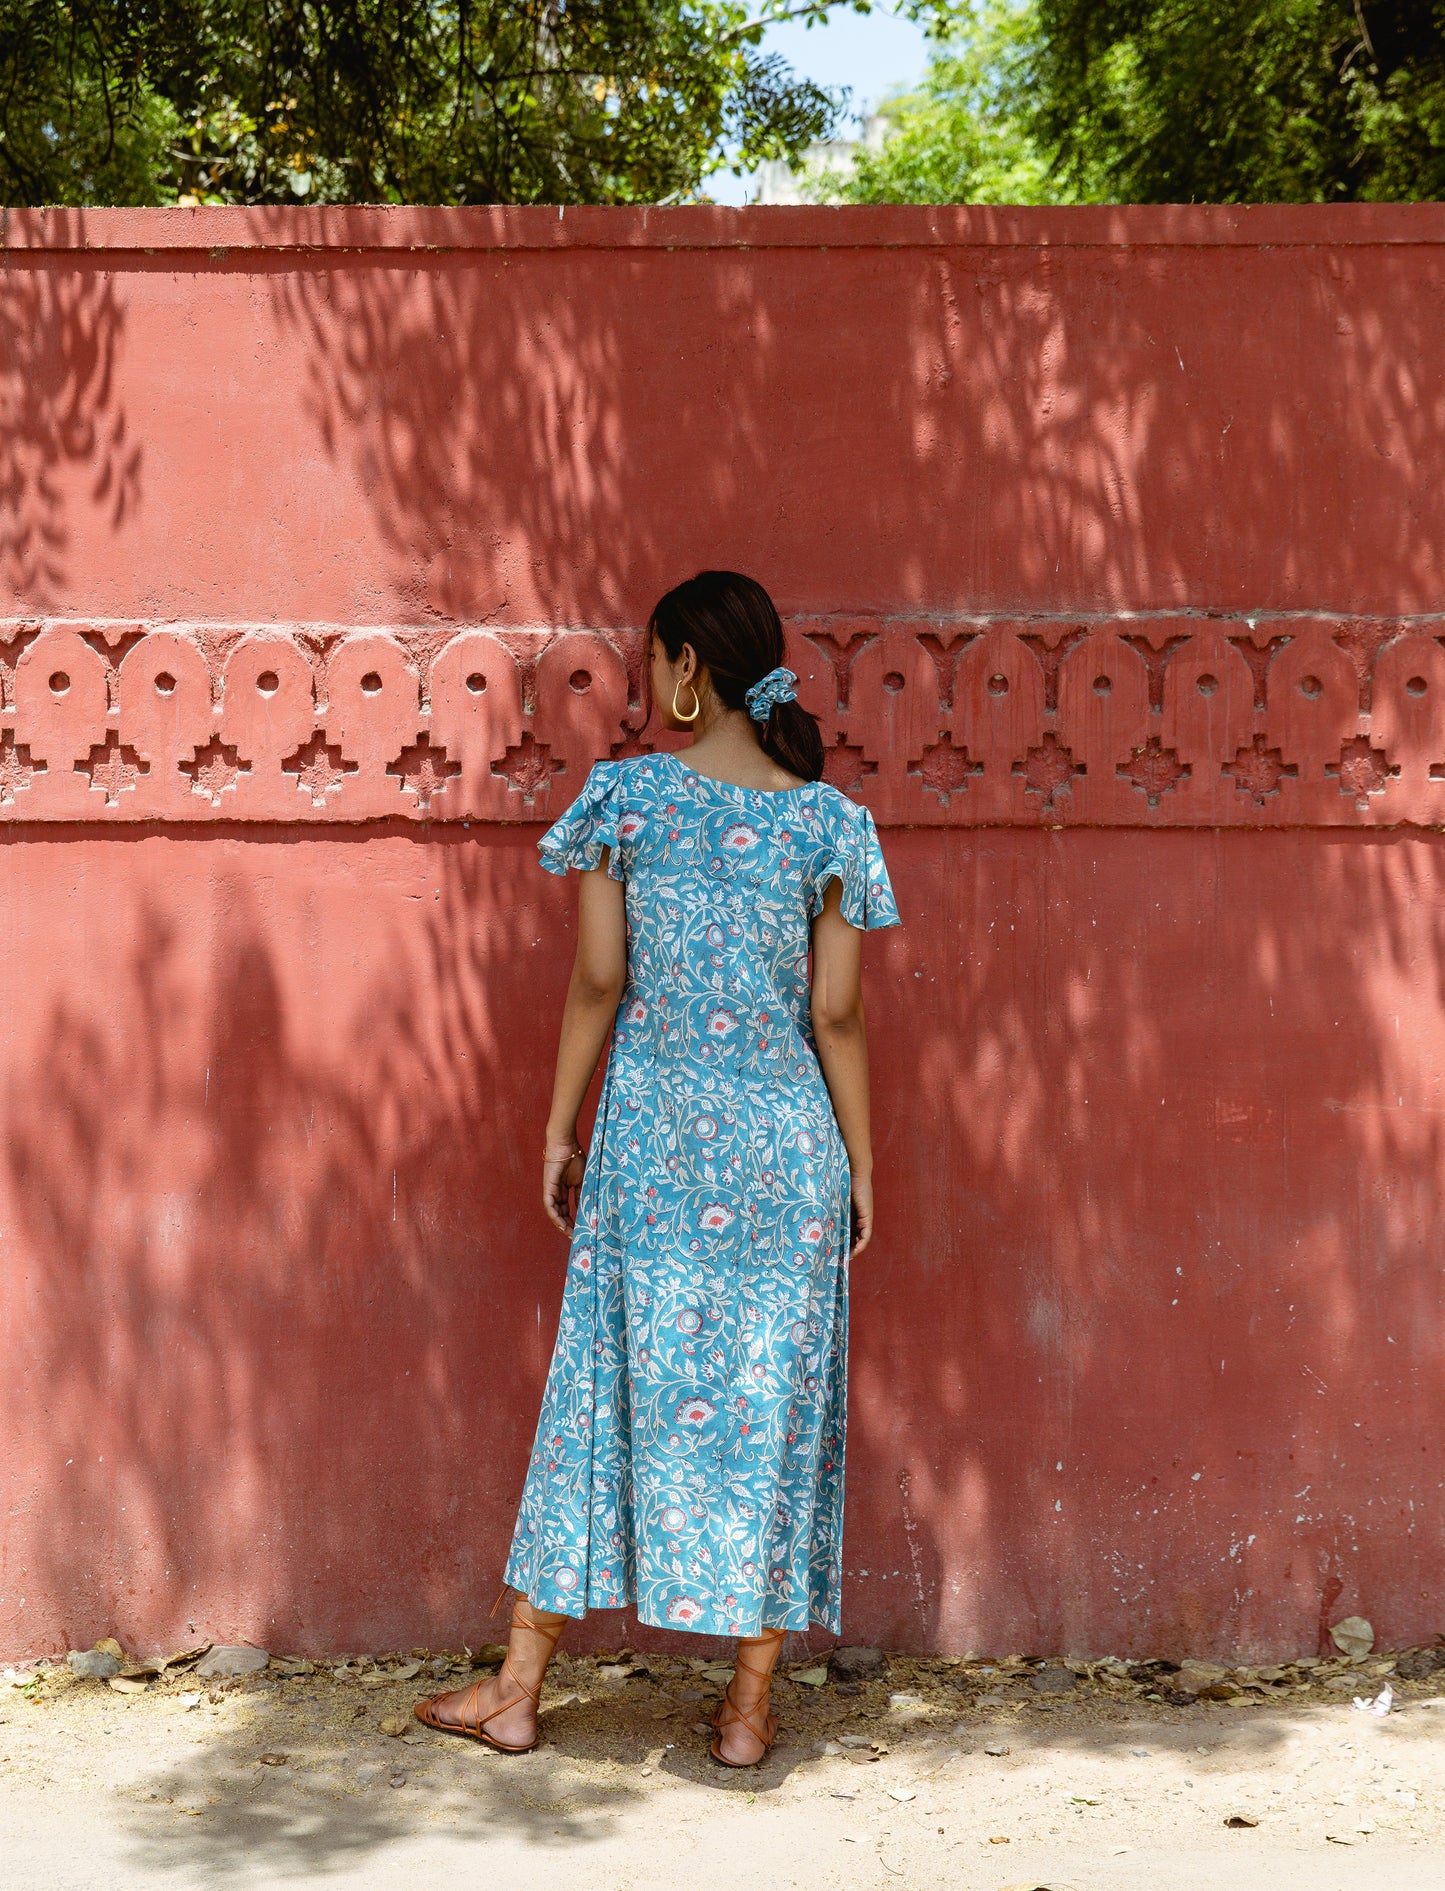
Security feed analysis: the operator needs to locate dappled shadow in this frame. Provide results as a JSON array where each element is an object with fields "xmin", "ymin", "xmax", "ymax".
[
  {"xmin": 851, "ymin": 825, "xmax": 1445, "ymax": 1658},
  {"xmin": 109, "ymin": 1669, "xmax": 1445, "ymax": 1880},
  {"xmin": 260, "ymin": 219, "xmax": 1445, "ymax": 624},
  {"xmin": 3, "ymin": 213, "xmax": 1445, "ymax": 1694},
  {"xmin": 119, "ymin": 1696, "xmax": 642, "ymax": 1880},
  {"xmin": 0, "ymin": 827, "xmax": 561, "ymax": 1656},
  {"xmin": 0, "ymin": 220, "xmax": 140, "ymax": 609}
]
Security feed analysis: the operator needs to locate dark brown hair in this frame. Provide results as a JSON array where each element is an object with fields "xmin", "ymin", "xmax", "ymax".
[{"xmin": 648, "ymin": 570, "xmax": 825, "ymax": 783}]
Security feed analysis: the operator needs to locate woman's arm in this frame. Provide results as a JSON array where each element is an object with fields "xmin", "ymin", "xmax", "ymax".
[
  {"xmin": 809, "ymin": 876, "xmax": 875, "ymax": 1257},
  {"xmin": 542, "ymin": 852, "xmax": 628, "ymax": 1234}
]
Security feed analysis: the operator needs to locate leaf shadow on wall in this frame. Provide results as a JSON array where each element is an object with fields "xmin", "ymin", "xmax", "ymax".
[
  {"xmin": 854, "ymin": 825, "xmax": 1445, "ymax": 1662},
  {"xmin": 262, "ymin": 230, "xmax": 1445, "ymax": 621},
  {"xmin": 1, "ymin": 829, "xmax": 574, "ymax": 1660},
  {"xmin": 0, "ymin": 224, "xmax": 141, "ymax": 610}
]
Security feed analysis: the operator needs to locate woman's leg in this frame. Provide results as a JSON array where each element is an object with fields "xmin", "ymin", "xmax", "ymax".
[
  {"xmin": 714, "ymin": 1626, "xmax": 787, "ymax": 1765},
  {"xmin": 423, "ymin": 1595, "xmax": 569, "ymax": 1747}
]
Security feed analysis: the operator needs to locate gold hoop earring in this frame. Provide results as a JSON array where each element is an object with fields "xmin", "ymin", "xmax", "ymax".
[{"xmin": 671, "ymin": 677, "xmax": 701, "ymax": 724}]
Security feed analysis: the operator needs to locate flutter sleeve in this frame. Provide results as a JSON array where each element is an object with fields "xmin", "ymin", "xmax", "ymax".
[
  {"xmin": 537, "ymin": 760, "xmax": 625, "ymax": 880},
  {"xmin": 810, "ymin": 798, "xmax": 902, "ymax": 930}
]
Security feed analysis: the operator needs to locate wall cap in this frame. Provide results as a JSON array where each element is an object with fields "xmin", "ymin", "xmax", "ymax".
[{"xmin": 8, "ymin": 202, "xmax": 1445, "ymax": 255}]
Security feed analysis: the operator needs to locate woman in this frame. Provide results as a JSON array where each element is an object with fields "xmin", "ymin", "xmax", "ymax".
[{"xmin": 417, "ymin": 570, "xmax": 900, "ymax": 1767}]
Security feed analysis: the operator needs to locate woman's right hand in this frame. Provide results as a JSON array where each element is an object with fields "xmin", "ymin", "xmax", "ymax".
[
  {"xmin": 543, "ymin": 1146, "xmax": 587, "ymax": 1235},
  {"xmin": 848, "ymin": 1173, "xmax": 874, "ymax": 1258}
]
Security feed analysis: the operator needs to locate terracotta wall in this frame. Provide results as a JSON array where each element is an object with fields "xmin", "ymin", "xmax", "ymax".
[{"xmin": 3, "ymin": 204, "xmax": 1445, "ymax": 1660}]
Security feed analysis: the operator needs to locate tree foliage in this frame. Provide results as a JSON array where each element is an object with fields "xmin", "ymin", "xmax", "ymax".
[
  {"xmin": 0, "ymin": 0, "xmax": 843, "ymax": 204},
  {"xmin": 815, "ymin": 0, "xmax": 1060, "ymax": 202},
  {"xmin": 820, "ymin": 0, "xmax": 1445, "ymax": 204}
]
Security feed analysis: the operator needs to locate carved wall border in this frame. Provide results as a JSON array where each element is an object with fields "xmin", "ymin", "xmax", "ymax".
[{"xmin": 2, "ymin": 614, "xmax": 1443, "ymax": 827}]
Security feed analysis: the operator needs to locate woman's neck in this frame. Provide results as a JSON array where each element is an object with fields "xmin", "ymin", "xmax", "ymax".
[{"xmin": 680, "ymin": 708, "xmax": 804, "ymax": 791}]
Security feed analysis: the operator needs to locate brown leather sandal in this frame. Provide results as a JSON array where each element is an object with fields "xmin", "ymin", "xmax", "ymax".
[
  {"xmin": 413, "ymin": 1604, "xmax": 567, "ymax": 1754},
  {"xmin": 709, "ymin": 1626, "xmax": 787, "ymax": 1768}
]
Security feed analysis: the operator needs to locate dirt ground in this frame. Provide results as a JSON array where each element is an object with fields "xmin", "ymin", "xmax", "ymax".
[{"xmin": 5, "ymin": 1640, "xmax": 1445, "ymax": 1889}]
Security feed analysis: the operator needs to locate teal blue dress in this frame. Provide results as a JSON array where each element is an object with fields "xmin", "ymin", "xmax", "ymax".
[{"xmin": 505, "ymin": 751, "xmax": 900, "ymax": 1636}]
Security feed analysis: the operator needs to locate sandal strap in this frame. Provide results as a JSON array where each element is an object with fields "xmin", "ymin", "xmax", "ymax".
[
  {"xmin": 447, "ymin": 1598, "xmax": 568, "ymax": 1737},
  {"xmin": 716, "ymin": 1627, "xmax": 787, "ymax": 1748}
]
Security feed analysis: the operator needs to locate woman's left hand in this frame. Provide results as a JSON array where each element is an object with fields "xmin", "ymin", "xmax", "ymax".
[
  {"xmin": 848, "ymin": 1174, "xmax": 874, "ymax": 1258},
  {"xmin": 543, "ymin": 1147, "xmax": 587, "ymax": 1235}
]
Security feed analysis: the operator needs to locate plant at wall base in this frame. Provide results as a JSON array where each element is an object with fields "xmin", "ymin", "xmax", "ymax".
[
  {"xmin": 0, "ymin": 0, "xmax": 847, "ymax": 205},
  {"xmin": 810, "ymin": 0, "xmax": 1445, "ymax": 204}
]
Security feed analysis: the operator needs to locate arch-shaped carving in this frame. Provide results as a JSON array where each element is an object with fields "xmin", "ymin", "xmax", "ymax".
[
  {"xmin": 221, "ymin": 637, "xmax": 316, "ymax": 765},
  {"xmin": 430, "ymin": 633, "xmax": 524, "ymax": 817},
  {"xmin": 13, "ymin": 628, "xmax": 110, "ymax": 770},
  {"xmin": 118, "ymin": 632, "xmax": 213, "ymax": 777}
]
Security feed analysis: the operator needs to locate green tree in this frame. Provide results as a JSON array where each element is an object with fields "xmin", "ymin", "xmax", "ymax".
[
  {"xmin": 817, "ymin": 0, "xmax": 1445, "ymax": 205},
  {"xmin": 1036, "ymin": 0, "xmax": 1445, "ymax": 202},
  {"xmin": 0, "ymin": 0, "xmax": 846, "ymax": 205},
  {"xmin": 813, "ymin": 0, "xmax": 1064, "ymax": 202}
]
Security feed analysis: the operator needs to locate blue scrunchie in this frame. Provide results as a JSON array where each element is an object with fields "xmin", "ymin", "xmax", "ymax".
[{"xmin": 744, "ymin": 665, "xmax": 798, "ymax": 723}]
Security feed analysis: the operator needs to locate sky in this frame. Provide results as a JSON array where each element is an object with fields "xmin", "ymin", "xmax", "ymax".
[{"xmin": 706, "ymin": 5, "xmax": 932, "ymax": 204}]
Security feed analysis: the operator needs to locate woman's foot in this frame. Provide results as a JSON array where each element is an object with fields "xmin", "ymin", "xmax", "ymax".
[
  {"xmin": 711, "ymin": 1626, "xmax": 786, "ymax": 1767},
  {"xmin": 421, "ymin": 1671, "xmax": 540, "ymax": 1750},
  {"xmin": 415, "ymin": 1596, "xmax": 567, "ymax": 1752}
]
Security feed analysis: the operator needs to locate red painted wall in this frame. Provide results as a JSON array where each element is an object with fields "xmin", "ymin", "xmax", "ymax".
[{"xmin": 3, "ymin": 205, "xmax": 1445, "ymax": 1660}]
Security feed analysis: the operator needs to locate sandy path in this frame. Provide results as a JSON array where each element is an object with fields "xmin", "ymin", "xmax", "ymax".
[{"xmin": 4, "ymin": 1646, "xmax": 1444, "ymax": 1888}]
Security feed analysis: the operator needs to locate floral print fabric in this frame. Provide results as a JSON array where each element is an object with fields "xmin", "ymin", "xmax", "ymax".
[{"xmin": 504, "ymin": 750, "xmax": 901, "ymax": 1637}]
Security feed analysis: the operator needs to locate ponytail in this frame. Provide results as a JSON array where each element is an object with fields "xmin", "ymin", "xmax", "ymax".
[
  {"xmin": 648, "ymin": 570, "xmax": 827, "ymax": 784},
  {"xmin": 758, "ymin": 698, "xmax": 824, "ymax": 782}
]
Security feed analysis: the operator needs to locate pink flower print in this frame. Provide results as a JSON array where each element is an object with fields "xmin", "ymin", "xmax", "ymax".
[
  {"xmin": 706, "ymin": 923, "xmax": 724, "ymax": 948},
  {"xmin": 800, "ymin": 1218, "xmax": 825, "ymax": 1245},
  {"xmin": 661, "ymin": 1505, "xmax": 687, "ymax": 1531},
  {"xmin": 617, "ymin": 812, "xmax": 645, "ymax": 841},
  {"xmin": 698, "ymin": 1202, "xmax": 735, "ymax": 1233},
  {"xmin": 554, "ymin": 1567, "xmax": 579, "ymax": 1593},
  {"xmin": 676, "ymin": 1308, "xmax": 703, "ymax": 1334},
  {"xmin": 676, "ymin": 1396, "xmax": 716, "ymax": 1425},
  {"xmin": 721, "ymin": 820, "xmax": 760, "ymax": 854},
  {"xmin": 692, "ymin": 1113, "xmax": 718, "ymax": 1141},
  {"xmin": 795, "ymin": 1130, "xmax": 817, "ymax": 1155},
  {"xmin": 742, "ymin": 1561, "xmax": 756, "ymax": 1578},
  {"xmin": 704, "ymin": 1007, "xmax": 738, "ymax": 1038},
  {"xmin": 624, "ymin": 998, "xmax": 648, "ymax": 1025},
  {"xmin": 666, "ymin": 1596, "xmax": 705, "ymax": 1627},
  {"xmin": 790, "ymin": 1321, "xmax": 807, "ymax": 1342}
]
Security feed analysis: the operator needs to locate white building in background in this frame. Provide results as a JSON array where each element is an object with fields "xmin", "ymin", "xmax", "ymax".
[{"xmin": 751, "ymin": 114, "xmax": 888, "ymax": 204}]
